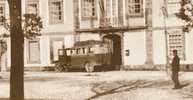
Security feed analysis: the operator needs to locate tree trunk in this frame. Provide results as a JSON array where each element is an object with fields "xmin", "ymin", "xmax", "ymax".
[{"xmin": 9, "ymin": 0, "xmax": 24, "ymax": 100}]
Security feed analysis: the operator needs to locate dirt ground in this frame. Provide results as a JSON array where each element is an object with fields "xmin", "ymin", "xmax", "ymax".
[{"xmin": 0, "ymin": 71, "xmax": 193, "ymax": 100}]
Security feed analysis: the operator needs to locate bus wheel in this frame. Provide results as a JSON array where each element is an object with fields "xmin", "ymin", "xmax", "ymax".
[
  {"xmin": 63, "ymin": 66, "xmax": 69, "ymax": 72},
  {"xmin": 55, "ymin": 63, "xmax": 64, "ymax": 72},
  {"xmin": 85, "ymin": 62, "xmax": 95, "ymax": 72}
]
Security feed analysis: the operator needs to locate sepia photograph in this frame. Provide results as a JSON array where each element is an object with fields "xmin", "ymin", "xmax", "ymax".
[{"xmin": 0, "ymin": 0, "xmax": 193, "ymax": 100}]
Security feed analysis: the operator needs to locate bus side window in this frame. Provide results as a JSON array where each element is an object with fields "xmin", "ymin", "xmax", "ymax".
[
  {"xmin": 88, "ymin": 47, "xmax": 94, "ymax": 53},
  {"xmin": 88, "ymin": 48, "xmax": 91, "ymax": 53},
  {"xmin": 79, "ymin": 48, "xmax": 83, "ymax": 54},
  {"xmin": 71, "ymin": 49, "xmax": 75, "ymax": 55},
  {"xmin": 66, "ymin": 50, "xmax": 70, "ymax": 55},
  {"xmin": 76, "ymin": 48, "xmax": 81, "ymax": 54},
  {"xmin": 58, "ymin": 50, "xmax": 63, "ymax": 56},
  {"xmin": 70, "ymin": 50, "xmax": 73, "ymax": 55},
  {"xmin": 76, "ymin": 49, "xmax": 78, "ymax": 54},
  {"xmin": 82, "ymin": 48, "xmax": 85, "ymax": 54},
  {"xmin": 84, "ymin": 48, "xmax": 88, "ymax": 54}
]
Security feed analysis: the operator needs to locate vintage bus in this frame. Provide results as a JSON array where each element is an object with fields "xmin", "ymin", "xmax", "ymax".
[{"xmin": 54, "ymin": 40, "xmax": 115, "ymax": 72}]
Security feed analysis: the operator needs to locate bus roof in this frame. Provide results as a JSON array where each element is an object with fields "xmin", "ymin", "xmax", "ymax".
[
  {"xmin": 59, "ymin": 40, "xmax": 106, "ymax": 50},
  {"xmin": 74, "ymin": 40, "xmax": 103, "ymax": 47}
]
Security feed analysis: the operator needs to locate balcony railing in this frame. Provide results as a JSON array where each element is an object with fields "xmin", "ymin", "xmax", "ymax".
[
  {"xmin": 101, "ymin": 16, "xmax": 119, "ymax": 27},
  {"xmin": 77, "ymin": 15, "xmax": 147, "ymax": 32}
]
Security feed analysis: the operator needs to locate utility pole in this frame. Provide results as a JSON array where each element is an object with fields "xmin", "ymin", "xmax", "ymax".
[
  {"xmin": 161, "ymin": 0, "xmax": 170, "ymax": 72},
  {"xmin": 8, "ymin": 0, "xmax": 24, "ymax": 99},
  {"xmin": 163, "ymin": 12, "xmax": 170, "ymax": 70},
  {"xmin": 99, "ymin": 0, "xmax": 105, "ymax": 27}
]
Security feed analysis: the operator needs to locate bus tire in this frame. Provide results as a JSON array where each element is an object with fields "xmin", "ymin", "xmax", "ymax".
[
  {"xmin": 63, "ymin": 66, "xmax": 69, "ymax": 72},
  {"xmin": 85, "ymin": 62, "xmax": 95, "ymax": 72},
  {"xmin": 55, "ymin": 63, "xmax": 64, "ymax": 72}
]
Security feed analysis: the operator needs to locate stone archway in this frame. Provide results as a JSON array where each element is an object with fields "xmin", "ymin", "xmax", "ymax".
[{"xmin": 103, "ymin": 34, "xmax": 122, "ymax": 66}]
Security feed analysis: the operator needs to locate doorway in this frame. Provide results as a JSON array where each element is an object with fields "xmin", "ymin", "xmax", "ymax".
[{"xmin": 103, "ymin": 34, "xmax": 122, "ymax": 66}]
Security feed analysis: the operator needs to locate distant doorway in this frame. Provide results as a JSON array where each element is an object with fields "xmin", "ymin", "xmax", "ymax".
[{"xmin": 103, "ymin": 34, "xmax": 122, "ymax": 66}]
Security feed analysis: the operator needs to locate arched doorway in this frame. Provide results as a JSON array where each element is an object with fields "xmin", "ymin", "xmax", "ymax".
[{"xmin": 103, "ymin": 34, "xmax": 122, "ymax": 67}]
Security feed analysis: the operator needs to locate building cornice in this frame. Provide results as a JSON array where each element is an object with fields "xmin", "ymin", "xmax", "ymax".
[
  {"xmin": 152, "ymin": 26, "xmax": 183, "ymax": 31},
  {"xmin": 41, "ymin": 31, "xmax": 75, "ymax": 36},
  {"xmin": 75, "ymin": 26, "xmax": 147, "ymax": 33}
]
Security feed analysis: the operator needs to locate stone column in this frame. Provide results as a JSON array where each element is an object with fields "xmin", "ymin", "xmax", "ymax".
[
  {"xmin": 118, "ymin": 0, "xmax": 123, "ymax": 27},
  {"xmin": 73, "ymin": 0, "xmax": 80, "ymax": 29},
  {"xmin": 73, "ymin": 0, "xmax": 80, "ymax": 43},
  {"xmin": 145, "ymin": 0, "xmax": 154, "ymax": 68}
]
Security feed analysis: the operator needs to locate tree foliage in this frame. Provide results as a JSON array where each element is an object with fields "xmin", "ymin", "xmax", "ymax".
[
  {"xmin": 0, "ymin": 34, "xmax": 8, "ymax": 57},
  {"xmin": 23, "ymin": 14, "xmax": 43, "ymax": 39},
  {"xmin": 1, "ymin": 14, "xmax": 43, "ymax": 39},
  {"xmin": 176, "ymin": 0, "xmax": 193, "ymax": 32},
  {"xmin": 0, "ymin": 14, "xmax": 43, "ymax": 57}
]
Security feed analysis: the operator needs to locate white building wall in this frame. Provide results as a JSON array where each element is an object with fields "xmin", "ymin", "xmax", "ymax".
[
  {"xmin": 127, "ymin": 18, "xmax": 145, "ymax": 27},
  {"xmin": 79, "ymin": 33, "xmax": 100, "ymax": 41},
  {"xmin": 123, "ymin": 31, "xmax": 146, "ymax": 65},
  {"xmin": 152, "ymin": 30, "xmax": 193, "ymax": 65},
  {"xmin": 152, "ymin": 30, "xmax": 167, "ymax": 65},
  {"xmin": 79, "ymin": 20, "xmax": 99, "ymax": 29},
  {"xmin": 152, "ymin": 0, "xmax": 193, "ymax": 65},
  {"xmin": 3, "ymin": 0, "xmax": 193, "ymax": 71},
  {"xmin": 6, "ymin": 38, "xmax": 10, "ymax": 68},
  {"xmin": 39, "ymin": 36, "xmax": 50, "ymax": 66},
  {"xmin": 41, "ymin": 0, "xmax": 74, "ymax": 34},
  {"xmin": 23, "ymin": 36, "xmax": 51, "ymax": 67},
  {"xmin": 185, "ymin": 31, "xmax": 193, "ymax": 64},
  {"xmin": 152, "ymin": 0, "xmax": 183, "ymax": 28},
  {"xmin": 152, "ymin": 0, "xmax": 165, "ymax": 28},
  {"xmin": 24, "ymin": 39, "xmax": 28, "ymax": 66},
  {"xmin": 1, "ymin": 0, "xmax": 75, "ymax": 70},
  {"xmin": 47, "ymin": 34, "xmax": 74, "ymax": 64},
  {"xmin": 0, "ymin": 52, "xmax": 7, "ymax": 71},
  {"xmin": 64, "ymin": 34, "xmax": 74, "ymax": 48},
  {"xmin": 39, "ymin": 0, "xmax": 49, "ymax": 28},
  {"xmin": 31, "ymin": 0, "xmax": 74, "ymax": 67}
]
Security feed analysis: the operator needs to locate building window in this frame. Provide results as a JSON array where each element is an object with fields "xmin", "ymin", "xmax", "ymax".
[
  {"xmin": 105, "ymin": 0, "xmax": 111, "ymax": 16},
  {"xmin": 127, "ymin": 0, "xmax": 143, "ymax": 16},
  {"xmin": 28, "ymin": 40, "xmax": 40, "ymax": 64},
  {"xmin": 50, "ymin": 38, "xmax": 64, "ymax": 63},
  {"xmin": 168, "ymin": 30, "xmax": 185, "ymax": 60},
  {"xmin": 81, "ymin": 0, "xmax": 97, "ymax": 19},
  {"xmin": 26, "ymin": 0, "xmax": 39, "ymax": 14},
  {"xmin": 49, "ymin": 0, "xmax": 64, "ymax": 24},
  {"xmin": 112, "ymin": 0, "xmax": 118, "ymax": 16},
  {"xmin": 0, "ymin": 4, "xmax": 5, "ymax": 25}
]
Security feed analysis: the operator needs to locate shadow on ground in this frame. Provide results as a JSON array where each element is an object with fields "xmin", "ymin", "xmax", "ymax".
[
  {"xmin": 0, "ymin": 77, "xmax": 62, "ymax": 83},
  {"xmin": 87, "ymin": 80, "xmax": 191, "ymax": 100},
  {"xmin": 0, "ymin": 98, "xmax": 60, "ymax": 100}
]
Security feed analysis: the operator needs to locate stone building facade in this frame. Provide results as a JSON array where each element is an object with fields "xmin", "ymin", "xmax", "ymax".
[
  {"xmin": 0, "ymin": 0, "xmax": 193, "ymax": 71},
  {"xmin": 74, "ymin": 0, "xmax": 193, "ymax": 70},
  {"xmin": 0, "ymin": 0, "xmax": 75, "ymax": 71}
]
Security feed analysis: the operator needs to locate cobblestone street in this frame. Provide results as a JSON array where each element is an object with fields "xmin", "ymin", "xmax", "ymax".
[{"xmin": 0, "ymin": 71, "xmax": 193, "ymax": 100}]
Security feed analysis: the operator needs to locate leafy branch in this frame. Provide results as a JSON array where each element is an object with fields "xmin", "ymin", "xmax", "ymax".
[
  {"xmin": 0, "ymin": 14, "xmax": 43, "ymax": 56},
  {"xmin": 176, "ymin": 0, "xmax": 193, "ymax": 32}
]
